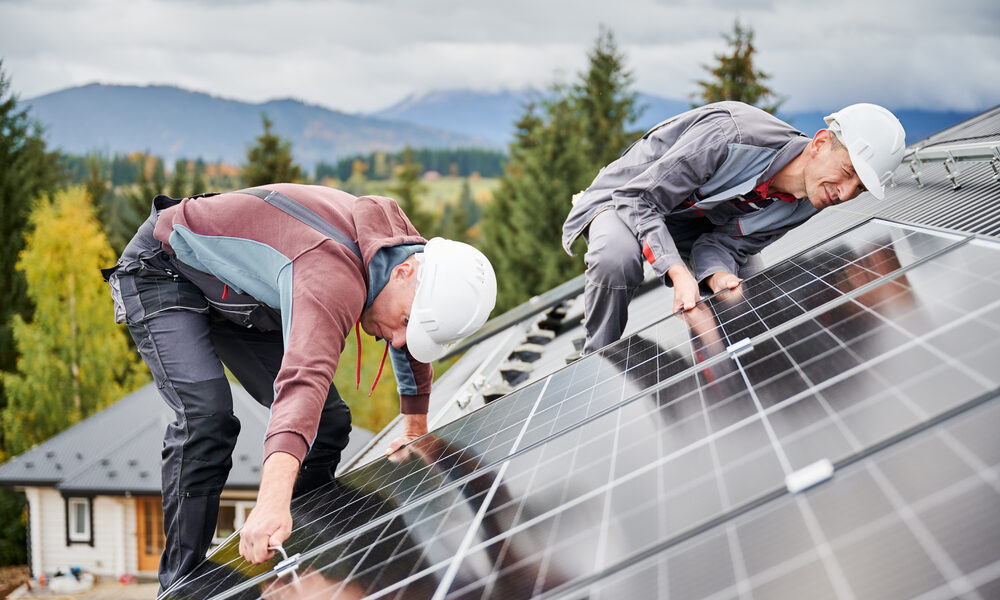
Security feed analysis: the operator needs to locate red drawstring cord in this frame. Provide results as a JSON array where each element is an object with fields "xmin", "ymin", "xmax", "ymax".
[
  {"xmin": 222, "ymin": 284, "xmax": 229, "ymax": 300},
  {"xmin": 355, "ymin": 320, "xmax": 390, "ymax": 396},
  {"xmin": 354, "ymin": 321, "xmax": 362, "ymax": 390},
  {"xmin": 370, "ymin": 343, "xmax": 389, "ymax": 397}
]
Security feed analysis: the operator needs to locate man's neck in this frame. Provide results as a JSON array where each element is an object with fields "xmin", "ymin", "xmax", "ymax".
[{"xmin": 770, "ymin": 151, "xmax": 809, "ymax": 199}]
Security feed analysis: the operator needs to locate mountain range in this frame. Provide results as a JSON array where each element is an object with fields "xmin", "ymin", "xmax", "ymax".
[
  {"xmin": 23, "ymin": 84, "xmax": 982, "ymax": 170},
  {"xmin": 23, "ymin": 84, "xmax": 488, "ymax": 169}
]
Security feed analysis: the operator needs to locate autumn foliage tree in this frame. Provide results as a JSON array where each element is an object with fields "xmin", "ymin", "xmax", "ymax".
[
  {"xmin": 0, "ymin": 63, "xmax": 63, "ymax": 435},
  {"xmin": 1, "ymin": 186, "xmax": 147, "ymax": 457}
]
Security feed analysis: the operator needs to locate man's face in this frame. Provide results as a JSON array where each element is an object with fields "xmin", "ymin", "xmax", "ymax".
[
  {"xmin": 803, "ymin": 131, "xmax": 867, "ymax": 210},
  {"xmin": 360, "ymin": 261, "xmax": 418, "ymax": 348}
]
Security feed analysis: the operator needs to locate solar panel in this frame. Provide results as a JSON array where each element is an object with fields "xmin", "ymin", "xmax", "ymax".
[
  {"xmin": 160, "ymin": 220, "xmax": 1000, "ymax": 599},
  {"xmin": 549, "ymin": 392, "xmax": 1000, "ymax": 599}
]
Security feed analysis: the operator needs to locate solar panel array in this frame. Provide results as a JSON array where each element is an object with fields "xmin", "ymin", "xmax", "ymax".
[{"xmin": 161, "ymin": 219, "xmax": 1000, "ymax": 599}]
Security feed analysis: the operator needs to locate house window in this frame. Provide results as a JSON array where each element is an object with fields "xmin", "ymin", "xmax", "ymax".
[
  {"xmin": 66, "ymin": 497, "xmax": 93, "ymax": 545},
  {"xmin": 213, "ymin": 500, "xmax": 254, "ymax": 545}
]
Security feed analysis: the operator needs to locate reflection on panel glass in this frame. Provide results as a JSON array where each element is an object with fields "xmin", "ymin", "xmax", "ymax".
[
  {"xmin": 555, "ymin": 395, "xmax": 1000, "ymax": 600},
  {"xmin": 162, "ymin": 223, "xmax": 999, "ymax": 600}
]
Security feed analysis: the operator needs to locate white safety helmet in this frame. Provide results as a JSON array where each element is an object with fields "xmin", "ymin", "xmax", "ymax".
[
  {"xmin": 406, "ymin": 238, "xmax": 497, "ymax": 363},
  {"xmin": 824, "ymin": 103, "xmax": 906, "ymax": 200}
]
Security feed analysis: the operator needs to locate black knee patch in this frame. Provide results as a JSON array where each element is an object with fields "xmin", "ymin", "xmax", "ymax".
[{"xmin": 170, "ymin": 378, "xmax": 241, "ymax": 494}]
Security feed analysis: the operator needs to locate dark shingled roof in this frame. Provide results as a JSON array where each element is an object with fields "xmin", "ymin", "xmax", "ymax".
[{"xmin": 0, "ymin": 382, "xmax": 374, "ymax": 495}]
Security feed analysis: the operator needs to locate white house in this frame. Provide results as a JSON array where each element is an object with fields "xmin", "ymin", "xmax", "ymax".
[{"xmin": 0, "ymin": 382, "xmax": 372, "ymax": 579}]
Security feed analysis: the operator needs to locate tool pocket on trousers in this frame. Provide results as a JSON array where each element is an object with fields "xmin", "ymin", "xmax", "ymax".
[{"xmin": 108, "ymin": 271, "xmax": 127, "ymax": 325}]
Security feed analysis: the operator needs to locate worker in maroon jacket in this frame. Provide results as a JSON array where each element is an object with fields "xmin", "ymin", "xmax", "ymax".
[{"xmin": 105, "ymin": 184, "xmax": 497, "ymax": 589}]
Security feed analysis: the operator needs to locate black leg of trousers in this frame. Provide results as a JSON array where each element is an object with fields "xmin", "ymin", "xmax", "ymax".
[
  {"xmin": 126, "ymin": 309, "xmax": 238, "ymax": 592},
  {"xmin": 209, "ymin": 319, "xmax": 353, "ymax": 498}
]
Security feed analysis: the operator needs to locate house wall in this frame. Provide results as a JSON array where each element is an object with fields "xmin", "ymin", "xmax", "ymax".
[
  {"xmin": 24, "ymin": 487, "xmax": 256, "ymax": 580},
  {"xmin": 27, "ymin": 487, "xmax": 134, "ymax": 578}
]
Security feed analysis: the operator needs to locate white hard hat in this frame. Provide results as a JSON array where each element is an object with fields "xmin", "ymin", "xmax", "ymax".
[
  {"xmin": 824, "ymin": 103, "xmax": 906, "ymax": 200},
  {"xmin": 406, "ymin": 238, "xmax": 497, "ymax": 363}
]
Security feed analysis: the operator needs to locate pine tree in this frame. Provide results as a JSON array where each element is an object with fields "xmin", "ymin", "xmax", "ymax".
[
  {"xmin": 481, "ymin": 29, "xmax": 638, "ymax": 314},
  {"xmin": 2, "ymin": 186, "xmax": 148, "ymax": 457},
  {"xmin": 192, "ymin": 158, "xmax": 208, "ymax": 195},
  {"xmin": 0, "ymin": 488, "xmax": 26, "ymax": 565},
  {"xmin": 242, "ymin": 112, "xmax": 303, "ymax": 187},
  {"xmin": 0, "ymin": 61, "xmax": 64, "ymax": 456},
  {"xmin": 695, "ymin": 20, "xmax": 783, "ymax": 114},
  {"xmin": 103, "ymin": 154, "xmax": 159, "ymax": 256},
  {"xmin": 84, "ymin": 153, "xmax": 110, "ymax": 224},
  {"xmin": 344, "ymin": 159, "xmax": 369, "ymax": 196},
  {"xmin": 387, "ymin": 147, "xmax": 435, "ymax": 236},
  {"xmin": 440, "ymin": 179, "xmax": 473, "ymax": 243},
  {"xmin": 168, "ymin": 158, "xmax": 190, "ymax": 198},
  {"xmin": 150, "ymin": 155, "xmax": 166, "ymax": 194},
  {"xmin": 482, "ymin": 94, "xmax": 592, "ymax": 313},
  {"xmin": 575, "ymin": 27, "xmax": 641, "ymax": 167}
]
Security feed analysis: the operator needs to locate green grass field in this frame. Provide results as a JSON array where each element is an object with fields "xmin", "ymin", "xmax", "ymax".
[{"xmin": 341, "ymin": 176, "xmax": 500, "ymax": 214}]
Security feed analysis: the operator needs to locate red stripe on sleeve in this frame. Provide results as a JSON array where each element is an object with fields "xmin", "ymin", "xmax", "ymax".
[{"xmin": 642, "ymin": 239, "xmax": 656, "ymax": 264}]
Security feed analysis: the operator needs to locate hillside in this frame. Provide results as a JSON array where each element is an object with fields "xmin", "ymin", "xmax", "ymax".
[
  {"xmin": 22, "ymin": 84, "xmax": 982, "ymax": 170},
  {"xmin": 23, "ymin": 84, "xmax": 490, "ymax": 169},
  {"xmin": 371, "ymin": 90, "xmax": 981, "ymax": 147}
]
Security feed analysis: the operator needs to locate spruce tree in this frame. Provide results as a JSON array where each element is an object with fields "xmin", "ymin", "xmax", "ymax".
[
  {"xmin": 575, "ymin": 27, "xmax": 641, "ymax": 167},
  {"xmin": 695, "ymin": 20, "xmax": 783, "ymax": 114},
  {"xmin": 388, "ymin": 147, "xmax": 435, "ymax": 236},
  {"xmin": 440, "ymin": 179, "xmax": 473, "ymax": 243},
  {"xmin": 482, "ymin": 94, "xmax": 591, "ymax": 313},
  {"xmin": 168, "ymin": 158, "xmax": 190, "ymax": 198},
  {"xmin": 104, "ymin": 154, "xmax": 159, "ymax": 256},
  {"xmin": 481, "ymin": 29, "xmax": 639, "ymax": 314},
  {"xmin": 84, "ymin": 153, "xmax": 109, "ymax": 224},
  {"xmin": 2, "ymin": 187, "xmax": 148, "ymax": 457},
  {"xmin": 0, "ymin": 62, "xmax": 63, "ymax": 454},
  {"xmin": 458, "ymin": 178, "xmax": 481, "ymax": 229},
  {"xmin": 344, "ymin": 159, "xmax": 369, "ymax": 196},
  {"xmin": 242, "ymin": 112, "xmax": 303, "ymax": 187},
  {"xmin": 192, "ymin": 158, "xmax": 208, "ymax": 195}
]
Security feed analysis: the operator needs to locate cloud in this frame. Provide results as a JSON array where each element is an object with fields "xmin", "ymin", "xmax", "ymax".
[{"xmin": 1, "ymin": 0, "xmax": 997, "ymax": 113}]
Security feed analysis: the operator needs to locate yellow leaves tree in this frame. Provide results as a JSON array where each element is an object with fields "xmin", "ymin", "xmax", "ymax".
[{"xmin": 1, "ymin": 186, "xmax": 148, "ymax": 457}]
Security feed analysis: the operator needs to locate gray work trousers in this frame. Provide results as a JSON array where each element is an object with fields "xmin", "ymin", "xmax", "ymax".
[
  {"xmin": 110, "ymin": 212, "xmax": 351, "ymax": 591},
  {"xmin": 582, "ymin": 210, "xmax": 646, "ymax": 354},
  {"xmin": 581, "ymin": 210, "xmax": 763, "ymax": 354}
]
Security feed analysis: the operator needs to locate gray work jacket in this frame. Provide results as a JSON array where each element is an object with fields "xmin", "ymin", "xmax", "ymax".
[{"xmin": 562, "ymin": 101, "xmax": 816, "ymax": 283}]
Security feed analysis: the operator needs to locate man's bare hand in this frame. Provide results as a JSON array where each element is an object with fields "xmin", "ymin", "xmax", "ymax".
[
  {"xmin": 239, "ymin": 503, "xmax": 292, "ymax": 564},
  {"xmin": 668, "ymin": 264, "xmax": 700, "ymax": 313},
  {"xmin": 386, "ymin": 413, "xmax": 429, "ymax": 463},
  {"xmin": 239, "ymin": 452, "xmax": 297, "ymax": 564},
  {"xmin": 707, "ymin": 271, "xmax": 744, "ymax": 302}
]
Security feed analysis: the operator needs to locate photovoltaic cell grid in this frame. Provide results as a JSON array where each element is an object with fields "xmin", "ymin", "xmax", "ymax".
[
  {"xmin": 552, "ymin": 393, "xmax": 1000, "ymax": 600},
  {"xmin": 161, "ymin": 220, "xmax": 1000, "ymax": 599}
]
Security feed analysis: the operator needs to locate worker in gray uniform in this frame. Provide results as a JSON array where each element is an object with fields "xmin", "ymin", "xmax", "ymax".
[{"xmin": 562, "ymin": 101, "xmax": 906, "ymax": 357}]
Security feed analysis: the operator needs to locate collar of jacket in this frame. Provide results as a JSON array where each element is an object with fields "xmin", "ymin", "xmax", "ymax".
[{"xmin": 364, "ymin": 243, "xmax": 426, "ymax": 310}]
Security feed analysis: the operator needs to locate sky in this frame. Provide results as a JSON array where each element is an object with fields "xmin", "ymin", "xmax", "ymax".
[{"xmin": 1, "ymin": 0, "xmax": 999, "ymax": 115}]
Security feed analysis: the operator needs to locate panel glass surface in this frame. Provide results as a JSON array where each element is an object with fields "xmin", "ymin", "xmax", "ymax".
[{"xmin": 552, "ymin": 394, "xmax": 1000, "ymax": 600}]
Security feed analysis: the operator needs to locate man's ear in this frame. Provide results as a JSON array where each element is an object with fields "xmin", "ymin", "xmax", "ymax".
[
  {"xmin": 392, "ymin": 260, "xmax": 416, "ymax": 280},
  {"xmin": 807, "ymin": 129, "xmax": 830, "ymax": 157}
]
